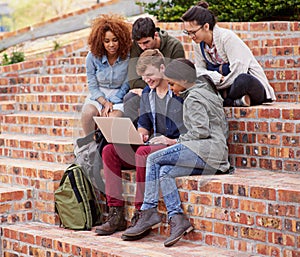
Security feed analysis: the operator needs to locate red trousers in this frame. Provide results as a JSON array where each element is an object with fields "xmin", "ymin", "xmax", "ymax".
[{"xmin": 102, "ymin": 143, "xmax": 166, "ymax": 210}]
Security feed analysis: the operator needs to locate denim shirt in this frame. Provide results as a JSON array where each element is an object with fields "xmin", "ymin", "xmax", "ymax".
[{"xmin": 86, "ymin": 51, "xmax": 130, "ymax": 104}]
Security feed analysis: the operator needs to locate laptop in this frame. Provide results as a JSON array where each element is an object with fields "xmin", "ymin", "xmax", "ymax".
[{"xmin": 93, "ymin": 117, "xmax": 144, "ymax": 145}]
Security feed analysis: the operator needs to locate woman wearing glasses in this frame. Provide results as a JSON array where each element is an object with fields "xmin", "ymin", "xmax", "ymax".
[{"xmin": 181, "ymin": 1, "xmax": 276, "ymax": 107}]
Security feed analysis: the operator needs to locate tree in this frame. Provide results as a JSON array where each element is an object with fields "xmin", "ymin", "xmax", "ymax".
[{"xmin": 137, "ymin": 0, "xmax": 300, "ymax": 22}]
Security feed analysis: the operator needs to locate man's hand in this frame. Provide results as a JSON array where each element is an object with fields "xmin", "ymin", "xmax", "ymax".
[{"xmin": 137, "ymin": 127, "xmax": 150, "ymax": 143}]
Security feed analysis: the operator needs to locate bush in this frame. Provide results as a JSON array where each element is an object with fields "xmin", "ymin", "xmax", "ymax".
[
  {"xmin": 209, "ymin": 0, "xmax": 300, "ymax": 22},
  {"xmin": 1, "ymin": 51, "xmax": 25, "ymax": 66},
  {"xmin": 137, "ymin": 0, "xmax": 300, "ymax": 22},
  {"xmin": 137, "ymin": 0, "xmax": 197, "ymax": 21}
]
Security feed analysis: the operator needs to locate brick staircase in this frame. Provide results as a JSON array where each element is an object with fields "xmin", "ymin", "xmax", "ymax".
[{"xmin": 0, "ymin": 21, "xmax": 299, "ymax": 257}]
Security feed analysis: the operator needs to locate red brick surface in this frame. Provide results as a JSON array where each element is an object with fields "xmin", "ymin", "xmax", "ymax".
[
  {"xmin": 0, "ymin": 11, "xmax": 299, "ymax": 257},
  {"xmin": 1, "ymin": 223, "xmax": 260, "ymax": 257}
]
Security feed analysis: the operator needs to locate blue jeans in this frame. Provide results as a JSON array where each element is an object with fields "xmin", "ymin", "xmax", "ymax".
[{"xmin": 141, "ymin": 144, "xmax": 207, "ymax": 218}]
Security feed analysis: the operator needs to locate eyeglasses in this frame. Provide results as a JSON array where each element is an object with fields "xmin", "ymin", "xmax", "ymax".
[{"xmin": 183, "ymin": 26, "xmax": 203, "ymax": 37}]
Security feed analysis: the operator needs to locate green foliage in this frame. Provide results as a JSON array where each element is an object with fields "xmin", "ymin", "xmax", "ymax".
[
  {"xmin": 137, "ymin": 0, "xmax": 198, "ymax": 21},
  {"xmin": 137, "ymin": 0, "xmax": 300, "ymax": 22},
  {"xmin": 208, "ymin": 0, "xmax": 300, "ymax": 22},
  {"xmin": 53, "ymin": 41, "xmax": 61, "ymax": 51},
  {"xmin": 1, "ymin": 51, "xmax": 25, "ymax": 66},
  {"xmin": 1, "ymin": 53, "xmax": 10, "ymax": 66}
]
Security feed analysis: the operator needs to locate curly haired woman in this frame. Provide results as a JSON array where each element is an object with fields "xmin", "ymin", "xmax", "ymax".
[{"xmin": 81, "ymin": 14, "xmax": 132, "ymax": 135}]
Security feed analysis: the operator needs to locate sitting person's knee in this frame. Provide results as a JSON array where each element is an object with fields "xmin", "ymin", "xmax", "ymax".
[
  {"xmin": 102, "ymin": 144, "xmax": 115, "ymax": 159},
  {"xmin": 82, "ymin": 104, "xmax": 98, "ymax": 117}
]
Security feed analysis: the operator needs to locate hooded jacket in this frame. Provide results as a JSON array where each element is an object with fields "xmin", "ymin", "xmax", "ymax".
[
  {"xmin": 129, "ymin": 28, "xmax": 185, "ymax": 89},
  {"xmin": 178, "ymin": 79, "xmax": 230, "ymax": 172}
]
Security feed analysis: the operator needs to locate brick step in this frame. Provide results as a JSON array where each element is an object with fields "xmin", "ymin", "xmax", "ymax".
[
  {"xmin": 0, "ymin": 157, "xmax": 67, "ymax": 185},
  {"xmin": 0, "ymin": 133, "xmax": 75, "ymax": 164},
  {"xmin": 0, "ymin": 183, "xmax": 34, "ymax": 224},
  {"xmin": 0, "ymin": 160, "xmax": 299, "ymax": 255},
  {"xmin": 123, "ymin": 169, "xmax": 300, "ymax": 256},
  {"xmin": 0, "ymin": 157, "xmax": 68, "ymax": 224},
  {"xmin": 0, "ymin": 74, "xmax": 87, "ymax": 101},
  {"xmin": 0, "ymin": 100, "xmax": 16, "ymax": 114},
  {"xmin": 1, "ymin": 168, "xmax": 300, "ymax": 256},
  {"xmin": 1, "ymin": 112, "xmax": 83, "ymax": 137},
  {"xmin": 1, "ymin": 223, "xmax": 256, "ymax": 257},
  {"xmin": 15, "ymin": 92, "xmax": 87, "ymax": 113},
  {"xmin": 0, "ymin": 57, "xmax": 86, "ymax": 76},
  {"xmin": 225, "ymin": 102, "xmax": 300, "ymax": 173},
  {"xmin": 0, "ymin": 156, "xmax": 104, "ymax": 225},
  {"xmin": 1, "ymin": 48, "xmax": 299, "ymax": 102},
  {"xmin": 43, "ymin": 56, "xmax": 87, "ymax": 75},
  {"xmin": 14, "ymin": 44, "xmax": 299, "ymax": 75},
  {"xmin": 270, "ymin": 83, "xmax": 299, "ymax": 103},
  {"xmin": 1, "ymin": 103, "xmax": 299, "ymax": 172}
]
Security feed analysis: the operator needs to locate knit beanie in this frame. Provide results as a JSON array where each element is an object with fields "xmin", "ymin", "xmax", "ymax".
[{"xmin": 164, "ymin": 58, "xmax": 197, "ymax": 83}]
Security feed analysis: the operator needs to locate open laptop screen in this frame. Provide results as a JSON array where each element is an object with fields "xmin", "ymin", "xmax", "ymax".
[{"xmin": 93, "ymin": 117, "xmax": 144, "ymax": 145}]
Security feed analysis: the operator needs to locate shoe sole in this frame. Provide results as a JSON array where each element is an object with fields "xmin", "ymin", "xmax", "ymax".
[
  {"xmin": 95, "ymin": 229, "xmax": 115, "ymax": 236},
  {"xmin": 121, "ymin": 229, "xmax": 151, "ymax": 241},
  {"xmin": 122, "ymin": 222, "xmax": 161, "ymax": 237},
  {"xmin": 95, "ymin": 225, "xmax": 127, "ymax": 236},
  {"xmin": 164, "ymin": 225, "xmax": 194, "ymax": 247},
  {"xmin": 243, "ymin": 95, "xmax": 251, "ymax": 107}
]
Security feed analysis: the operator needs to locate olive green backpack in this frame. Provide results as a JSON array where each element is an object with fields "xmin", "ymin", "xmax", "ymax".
[{"xmin": 55, "ymin": 164, "xmax": 103, "ymax": 230}]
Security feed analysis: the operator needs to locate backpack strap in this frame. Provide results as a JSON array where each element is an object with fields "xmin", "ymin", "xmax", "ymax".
[
  {"xmin": 200, "ymin": 41, "xmax": 217, "ymax": 68},
  {"xmin": 200, "ymin": 41, "xmax": 220, "ymax": 68}
]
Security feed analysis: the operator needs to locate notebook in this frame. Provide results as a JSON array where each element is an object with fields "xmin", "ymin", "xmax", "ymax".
[{"xmin": 93, "ymin": 117, "xmax": 144, "ymax": 145}]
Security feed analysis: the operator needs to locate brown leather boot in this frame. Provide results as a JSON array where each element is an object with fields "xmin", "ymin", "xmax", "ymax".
[
  {"xmin": 122, "ymin": 208, "xmax": 161, "ymax": 238},
  {"xmin": 95, "ymin": 206, "xmax": 127, "ymax": 235},
  {"xmin": 164, "ymin": 214, "xmax": 193, "ymax": 247}
]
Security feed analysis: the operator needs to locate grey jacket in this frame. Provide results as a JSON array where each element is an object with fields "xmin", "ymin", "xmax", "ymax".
[{"xmin": 178, "ymin": 79, "xmax": 230, "ymax": 172}]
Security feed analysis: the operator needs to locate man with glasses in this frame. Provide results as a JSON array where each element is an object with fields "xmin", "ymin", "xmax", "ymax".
[{"xmin": 125, "ymin": 17, "xmax": 185, "ymax": 126}]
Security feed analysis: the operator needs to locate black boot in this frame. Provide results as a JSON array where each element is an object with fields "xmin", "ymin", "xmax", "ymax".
[{"xmin": 95, "ymin": 206, "xmax": 127, "ymax": 235}]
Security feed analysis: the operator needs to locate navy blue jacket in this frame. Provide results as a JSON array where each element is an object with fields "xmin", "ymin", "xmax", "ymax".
[{"xmin": 137, "ymin": 86, "xmax": 186, "ymax": 139}]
